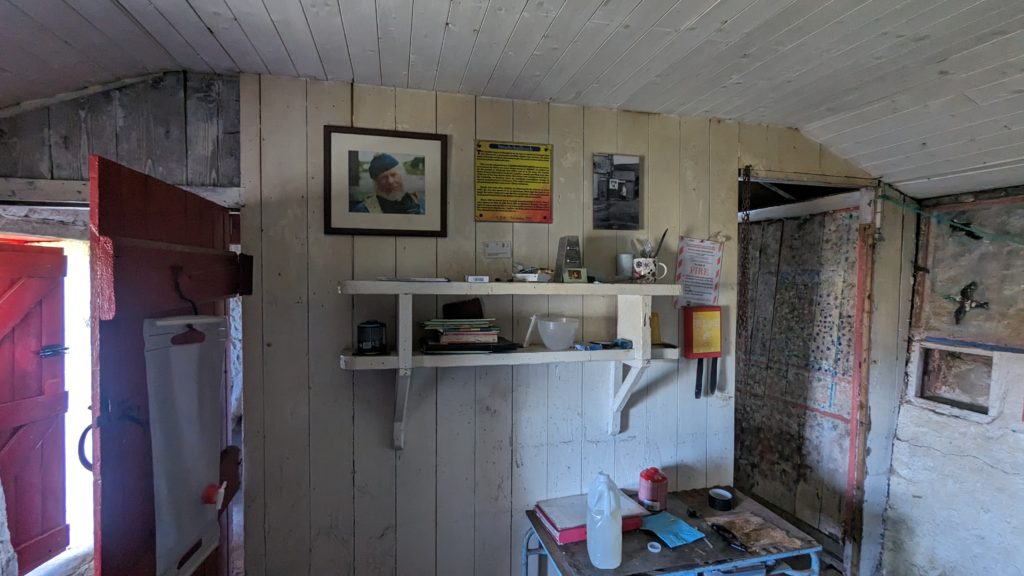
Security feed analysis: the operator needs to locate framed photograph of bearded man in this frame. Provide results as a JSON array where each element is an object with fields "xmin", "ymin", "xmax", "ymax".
[{"xmin": 324, "ymin": 126, "xmax": 448, "ymax": 236}]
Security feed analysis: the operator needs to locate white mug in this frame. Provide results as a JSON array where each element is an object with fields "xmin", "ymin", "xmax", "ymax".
[{"xmin": 632, "ymin": 258, "xmax": 668, "ymax": 283}]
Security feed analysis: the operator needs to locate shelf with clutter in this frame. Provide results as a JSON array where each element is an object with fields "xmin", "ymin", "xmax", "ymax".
[{"xmin": 337, "ymin": 279, "xmax": 682, "ymax": 449}]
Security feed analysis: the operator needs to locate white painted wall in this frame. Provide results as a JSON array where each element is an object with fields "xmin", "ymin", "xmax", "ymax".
[
  {"xmin": 239, "ymin": 74, "xmax": 870, "ymax": 575},
  {"xmin": 882, "ymin": 353, "xmax": 1024, "ymax": 575}
]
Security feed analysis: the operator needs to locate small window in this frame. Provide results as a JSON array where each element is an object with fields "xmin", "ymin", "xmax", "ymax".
[{"xmin": 919, "ymin": 347, "xmax": 993, "ymax": 414}]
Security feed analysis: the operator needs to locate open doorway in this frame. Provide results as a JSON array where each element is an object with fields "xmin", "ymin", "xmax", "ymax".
[
  {"xmin": 734, "ymin": 174, "xmax": 869, "ymax": 571},
  {"xmin": 2, "ymin": 229, "xmax": 242, "ymax": 576},
  {"xmin": 25, "ymin": 239, "xmax": 92, "ymax": 576}
]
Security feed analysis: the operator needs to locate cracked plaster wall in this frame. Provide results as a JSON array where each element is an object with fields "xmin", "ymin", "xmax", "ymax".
[{"xmin": 881, "ymin": 352, "xmax": 1024, "ymax": 575}]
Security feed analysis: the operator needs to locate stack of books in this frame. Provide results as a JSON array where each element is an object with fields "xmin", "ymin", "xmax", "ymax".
[
  {"xmin": 534, "ymin": 491, "xmax": 649, "ymax": 545},
  {"xmin": 420, "ymin": 318, "xmax": 517, "ymax": 354}
]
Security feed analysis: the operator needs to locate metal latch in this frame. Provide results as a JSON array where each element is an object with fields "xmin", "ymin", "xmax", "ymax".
[{"xmin": 39, "ymin": 345, "xmax": 69, "ymax": 358}]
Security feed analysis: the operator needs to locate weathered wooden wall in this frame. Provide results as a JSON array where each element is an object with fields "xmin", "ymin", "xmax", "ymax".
[
  {"xmin": 735, "ymin": 210, "xmax": 860, "ymax": 545},
  {"xmin": 240, "ymin": 74, "xmax": 870, "ymax": 576},
  {"xmin": 0, "ymin": 72, "xmax": 239, "ymax": 186},
  {"xmin": 0, "ymin": 72, "xmax": 239, "ymax": 239}
]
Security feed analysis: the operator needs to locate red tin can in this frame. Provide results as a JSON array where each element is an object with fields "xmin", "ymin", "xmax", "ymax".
[{"xmin": 639, "ymin": 467, "xmax": 668, "ymax": 512}]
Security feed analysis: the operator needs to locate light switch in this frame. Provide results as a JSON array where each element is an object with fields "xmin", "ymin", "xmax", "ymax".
[{"xmin": 483, "ymin": 240, "xmax": 512, "ymax": 259}]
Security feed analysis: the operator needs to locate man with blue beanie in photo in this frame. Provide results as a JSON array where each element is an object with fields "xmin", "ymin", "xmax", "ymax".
[{"xmin": 352, "ymin": 153, "xmax": 424, "ymax": 214}]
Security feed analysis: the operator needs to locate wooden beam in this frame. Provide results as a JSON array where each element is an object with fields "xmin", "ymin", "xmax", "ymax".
[
  {"xmin": 0, "ymin": 206, "xmax": 88, "ymax": 240},
  {"xmin": 0, "ymin": 177, "xmax": 243, "ymax": 208},
  {"xmin": 741, "ymin": 191, "xmax": 863, "ymax": 222},
  {"xmin": 0, "ymin": 74, "xmax": 161, "ymax": 119},
  {"xmin": 747, "ymin": 169, "xmax": 878, "ymax": 189}
]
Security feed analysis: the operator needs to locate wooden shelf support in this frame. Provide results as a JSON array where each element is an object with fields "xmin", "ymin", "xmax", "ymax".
[
  {"xmin": 394, "ymin": 294, "xmax": 413, "ymax": 449},
  {"xmin": 610, "ymin": 360, "xmax": 649, "ymax": 435}
]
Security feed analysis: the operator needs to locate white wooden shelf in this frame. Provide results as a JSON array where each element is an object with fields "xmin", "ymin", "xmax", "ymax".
[
  {"xmin": 341, "ymin": 280, "xmax": 680, "ymax": 296},
  {"xmin": 340, "ymin": 344, "xmax": 679, "ymax": 370},
  {"xmin": 339, "ymin": 280, "xmax": 683, "ymax": 449}
]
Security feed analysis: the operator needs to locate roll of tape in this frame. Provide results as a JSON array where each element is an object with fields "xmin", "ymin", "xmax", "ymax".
[{"xmin": 708, "ymin": 487, "xmax": 734, "ymax": 511}]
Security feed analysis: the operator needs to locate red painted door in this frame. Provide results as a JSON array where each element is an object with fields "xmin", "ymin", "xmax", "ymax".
[
  {"xmin": 0, "ymin": 242, "xmax": 70, "ymax": 574},
  {"xmin": 89, "ymin": 156, "xmax": 246, "ymax": 576}
]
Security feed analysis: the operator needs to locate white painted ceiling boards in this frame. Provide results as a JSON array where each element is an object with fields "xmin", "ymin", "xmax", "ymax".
[{"xmin": 2, "ymin": 0, "xmax": 1023, "ymax": 198}]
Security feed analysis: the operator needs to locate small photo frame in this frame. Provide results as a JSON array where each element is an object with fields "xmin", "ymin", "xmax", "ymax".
[
  {"xmin": 592, "ymin": 153, "xmax": 641, "ymax": 230},
  {"xmin": 563, "ymin": 267, "xmax": 588, "ymax": 283},
  {"xmin": 324, "ymin": 126, "xmax": 448, "ymax": 236}
]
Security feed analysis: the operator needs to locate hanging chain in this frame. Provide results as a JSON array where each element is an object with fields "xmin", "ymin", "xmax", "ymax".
[{"xmin": 738, "ymin": 165, "xmax": 754, "ymax": 358}]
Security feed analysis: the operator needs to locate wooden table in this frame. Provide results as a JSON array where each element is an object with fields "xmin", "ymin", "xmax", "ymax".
[{"xmin": 521, "ymin": 488, "xmax": 822, "ymax": 576}]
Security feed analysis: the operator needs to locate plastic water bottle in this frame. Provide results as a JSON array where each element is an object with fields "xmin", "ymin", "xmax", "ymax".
[{"xmin": 586, "ymin": 472, "xmax": 622, "ymax": 569}]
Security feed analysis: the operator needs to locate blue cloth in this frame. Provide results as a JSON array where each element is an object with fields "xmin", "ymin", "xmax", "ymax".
[
  {"xmin": 369, "ymin": 153, "xmax": 399, "ymax": 180},
  {"xmin": 641, "ymin": 512, "xmax": 705, "ymax": 548}
]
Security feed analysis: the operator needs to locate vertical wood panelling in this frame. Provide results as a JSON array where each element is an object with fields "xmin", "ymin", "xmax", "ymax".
[
  {"xmin": 115, "ymin": 73, "xmax": 188, "ymax": 185},
  {"xmin": 243, "ymin": 77, "xmax": 871, "ymax": 576},
  {"xmin": 434, "ymin": 92, "xmax": 477, "ymax": 576},
  {"xmin": 677, "ymin": 116, "xmax": 711, "ymax": 490},
  {"xmin": 509, "ymin": 97, "xmax": 550, "ymax": 575},
  {"xmin": 258, "ymin": 74, "xmax": 310, "ymax": 575},
  {"xmin": 217, "ymin": 76, "xmax": 241, "ymax": 187},
  {"xmin": 436, "ymin": 367, "xmax": 477, "ymax": 576},
  {"xmin": 473, "ymin": 96, "xmax": 515, "ymax": 576},
  {"xmin": 305, "ymin": 80, "xmax": 355, "ymax": 575},
  {"xmin": 707, "ymin": 119, "xmax": 739, "ymax": 487},
  {"xmin": 351, "ymin": 83, "xmax": 399, "ymax": 576},
  {"xmin": 0, "ymin": 108, "xmax": 51, "ymax": 179},
  {"xmin": 581, "ymin": 107, "xmax": 617, "ymax": 342},
  {"xmin": 48, "ymin": 91, "xmax": 116, "ymax": 180},
  {"xmin": 510, "ymin": 363, "xmax": 548, "ymax": 576},
  {"xmin": 546, "ymin": 104, "xmax": 585, "ymax": 510},
  {"xmin": 645, "ymin": 114, "xmax": 681, "ymax": 489},
  {"xmin": 239, "ymin": 73, "xmax": 265, "ymax": 576},
  {"xmin": 581, "ymin": 361, "xmax": 615, "ymax": 487},
  {"xmin": 394, "ymin": 87, "xmax": 439, "ymax": 576},
  {"xmin": 186, "ymin": 74, "xmax": 225, "ymax": 186},
  {"xmin": 474, "ymin": 365, "xmax": 513, "ymax": 575},
  {"xmin": 435, "ymin": 93, "xmax": 477, "ymax": 280},
  {"xmin": 2, "ymin": 73, "xmax": 238, "ymax": 189}
]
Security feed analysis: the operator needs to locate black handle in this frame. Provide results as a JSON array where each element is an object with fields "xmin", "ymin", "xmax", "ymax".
[
  {"xmin": 709, "ymin": 357, "xmax": 718, "ymax": 395},
  {"xmin": 694, "ymin": 358, "xmax": 704, "ymax": 399},
  {"xmin": 77, "ymin": 424, "xmax": 93, "ymax": 472}
]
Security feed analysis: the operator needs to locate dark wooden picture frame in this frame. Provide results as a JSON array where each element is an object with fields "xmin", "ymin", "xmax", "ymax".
[{"xmin": 324, "ymin": 125, "xmax": 448, "ymax": 236}]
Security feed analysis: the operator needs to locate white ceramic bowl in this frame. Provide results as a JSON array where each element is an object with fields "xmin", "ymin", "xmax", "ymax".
[{"xmin": 537, "ymin": 317, "xmax": 579, "ymax": 351}]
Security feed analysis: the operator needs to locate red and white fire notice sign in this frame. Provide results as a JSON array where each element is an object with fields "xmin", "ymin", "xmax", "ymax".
[{"xmin": 674, "ymin": 237, "xmax": 724, "ymax": 308}]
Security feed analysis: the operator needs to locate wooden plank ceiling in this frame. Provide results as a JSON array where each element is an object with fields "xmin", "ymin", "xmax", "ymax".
[{"xmin": 1, "ymin": 0, "xmax": 1023, "ymax": 198}]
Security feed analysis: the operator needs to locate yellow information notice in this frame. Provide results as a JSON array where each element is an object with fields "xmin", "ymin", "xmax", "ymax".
[
  {"xmin": 475, "ymin": 140, "xmax": 552, "ymax": 223},
  {"xmin": 691, "ymin": 310, "xmax": 722, "ymax": 355}
]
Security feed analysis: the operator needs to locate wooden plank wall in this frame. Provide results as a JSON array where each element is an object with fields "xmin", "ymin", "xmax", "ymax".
[
  {"xmin": 242, "ymin": 75, "xmax": 866, "ymax": 576},
  {"xmin": 0, "ymin": 72, "xmax": 239, "ymax": 187}
]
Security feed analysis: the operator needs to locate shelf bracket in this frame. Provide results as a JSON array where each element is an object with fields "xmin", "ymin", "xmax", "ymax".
[
  {"xmin": 394, "ymin": 294, "xmax": 413, "ymax": 450},
  {"xmin": 394, "ymin": 368, "xmax": 412, "ymax": 449},
  {"xmin": 610, "ymin": 359, "xmax": 649, "ymax": 435}
]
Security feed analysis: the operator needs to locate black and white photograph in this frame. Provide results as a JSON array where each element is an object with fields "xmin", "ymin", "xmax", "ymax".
[
  {"xmin": 325, "ymin": 126, "xmax": 447, "ymax": 236},
  {"xmin": 593, "ymin": 153, "xmax": 641, "ymax": 230}
]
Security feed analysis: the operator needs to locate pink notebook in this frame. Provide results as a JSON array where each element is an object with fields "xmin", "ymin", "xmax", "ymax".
[{"xmin": 534, "ymin": 491, "xmax": 648, "ymax": 545}]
